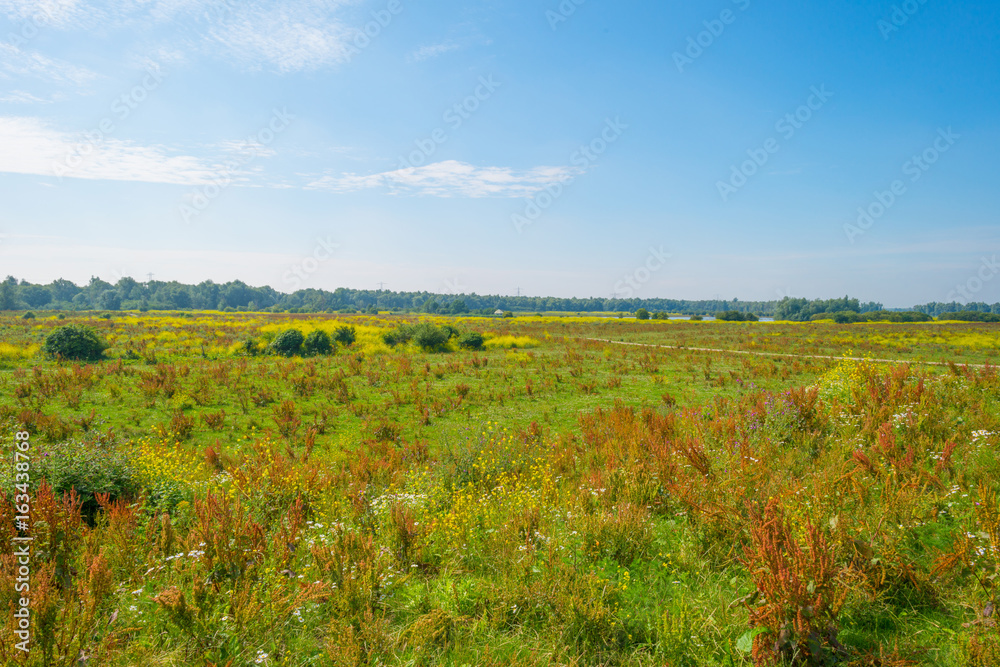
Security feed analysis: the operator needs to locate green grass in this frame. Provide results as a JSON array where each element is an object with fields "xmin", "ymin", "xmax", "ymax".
[{"xmin": 1, "ymin": 312, "xmax": 999, "ymax": 666}]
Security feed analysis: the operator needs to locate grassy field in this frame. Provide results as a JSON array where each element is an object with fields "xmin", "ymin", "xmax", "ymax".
[{"xmin": 2, "ymin": 312, "xmax": 1000, "ymax": 666}]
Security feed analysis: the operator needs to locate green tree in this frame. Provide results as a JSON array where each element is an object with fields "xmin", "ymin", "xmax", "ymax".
[
  {"xmin": 635, "ymin": 308, "xmax": 650, "ymax": 320},
  {"xmin": 0, "ymin": 278, "xmax": 18, "ymax": 310},
  {"xmin": 98, "ymin": 290, "xmax": 122, "ymax": 311},
  {"xmin": 48, "ymin": 278, "xmax": 81, "ymax": 303},
  {"xmin": 20, "ymin": 284, "xmax": 52, "ymax": 307}
]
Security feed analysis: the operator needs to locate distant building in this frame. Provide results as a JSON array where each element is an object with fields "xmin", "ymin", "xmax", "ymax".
[{"xmin": 494, "ymin": 309, "xmax": 504, "ymax": 315}]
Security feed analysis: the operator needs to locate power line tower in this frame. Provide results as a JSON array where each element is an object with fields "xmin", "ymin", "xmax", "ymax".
[
  {"xmin": 376, "ymin": 282, "xmax": 387, "ymax": 291},
  {"xmin": 146, "ymin": 272, "xmax": 154, "ymax": 283}
]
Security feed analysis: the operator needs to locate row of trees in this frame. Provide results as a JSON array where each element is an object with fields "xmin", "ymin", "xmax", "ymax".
[
  {"xmin": 0, "ymin": 276, "xmax": 800, "ymax": 315},
  {"xmin": 773, "ymin": 296, "xmax": 884, "ymax": 321},
  {"xmin": 3, "ymin": 276, "xmax": 997, "ymax": 320},
  {"xmin": 913, "ymin": 301, "xmax": 1000, "ymax": 317}
]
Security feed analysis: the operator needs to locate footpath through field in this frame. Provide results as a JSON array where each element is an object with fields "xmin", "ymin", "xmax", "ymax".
[{"xmin": 579, "ymin": 337, "xmax": 991, "ymax": 369}]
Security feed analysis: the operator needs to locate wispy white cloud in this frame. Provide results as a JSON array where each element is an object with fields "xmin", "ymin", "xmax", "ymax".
[
  {"xmin": 408, "ymin": 41, "xmax": 461, "ymax": 62},
  {"xmin": 0, "ymin": 116, "xmax": 221, "ymax": 185},
  {"xmin": 207, "ymin": 3, "xmax": 357, "ymax": 73},
  {"xmin": 0, "ymin": 0, "xmax": 99, "ymax": 29},
  {"xmin": 0, "ymin": 89, "xmax": 51, "ymax": 103},
  {"xmin": 0, "ymin": 43, "xmax": 98, "ymax": 86},
  {"xmin": 308, "ymin": 160, "xmax": 581, "ymax": 198},
  {"xmin": 1, "ymin": 0, "xmax": 364, "ymax": 74}
]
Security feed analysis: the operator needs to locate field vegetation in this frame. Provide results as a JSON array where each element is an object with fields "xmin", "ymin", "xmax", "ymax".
[{"xmin": 2, "ymin": 312, "xmax": 1000, "ymax": 666}]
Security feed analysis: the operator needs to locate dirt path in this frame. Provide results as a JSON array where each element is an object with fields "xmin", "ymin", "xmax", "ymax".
[{"xmin": 579, "ymin": 337, "xmax": 991, "ymax": 369}]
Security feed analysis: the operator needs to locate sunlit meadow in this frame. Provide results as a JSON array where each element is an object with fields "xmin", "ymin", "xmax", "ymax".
[{"xmin": 2, "ymin": 312, "xmax": 1000, "ymax": 665}]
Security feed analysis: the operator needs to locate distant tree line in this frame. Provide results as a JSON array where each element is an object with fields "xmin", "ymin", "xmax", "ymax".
[
  {"xmin": 0, "ymin": 276, "xmax": 790, "ymax": 315},
  {"xmin": 773, "ymin": 296, "xmax": 883, "ymax": 321},
  {"xmin": 1, "ymin": 275, "xmax": 996, "ymax": 321},
  {"xmin": 913, "ymin": 301, "xmax": 1000, "ymax": 317}
]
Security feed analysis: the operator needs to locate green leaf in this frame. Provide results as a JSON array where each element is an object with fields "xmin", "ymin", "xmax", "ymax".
[{"xmin": 736, "ymin": 627, "xmax": 769, "ymax": 653}]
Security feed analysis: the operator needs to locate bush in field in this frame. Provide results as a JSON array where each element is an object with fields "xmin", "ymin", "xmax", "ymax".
[
  {"xmin": 412, "ymin": 323, "xmax": 450, "ymax": 352},
  {"xmin": 458, "ymin": 332, "xmax": 484, "ymax": 350},
  {"xmin": 303, "ymin": 329, "xmax": 333, "ymax": 356},
  {"xmin": 715, "ymin": 310, "xmax": 758, "ymax": 322},
  {"xmin": 635, "ymin": 308, "xmax": 650, "ymax": 320},
  {"xmin": 269, "ymin": 328, "xmax": 304, "ymax": 356},
  {"xmin": 24, "ymin": 440, "xmax": 138, "ymax": 521},
  {"xmin": 440, "ymin": 324, "xmax": 459, "ymax": 340},
  {"xmin": 239, "ymin": 337, "xmax": 261, "ymax": 356},
  {"xmin": 42, "ymin": 324, "xmax": 107, "ymax": 362},
  {"xmin": 383, "ymin": 324, "xmax": 414, "ymax": 347},
  {"xmin": 832, "ymin": 310, "xmax": 862, "ymax": 324},
  {"xmin": 333, "ymin": 325, "xmax": 356, "ymax": 346}
]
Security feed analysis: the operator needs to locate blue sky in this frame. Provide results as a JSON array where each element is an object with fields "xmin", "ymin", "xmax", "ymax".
[{"xmin": 0, "ymin": 0, "xmax": 997, "ymax": 307}]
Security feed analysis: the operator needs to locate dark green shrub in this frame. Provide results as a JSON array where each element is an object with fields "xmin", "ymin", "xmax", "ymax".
[
  {"xmin": 42, "ymin": 324, "xmax": 107, "ymax": 362},
  {"xmin": 832, "ymin": 311, "xmax": 861, "ymax": 324},
  {"xmin": 17, "ymin": 440, "xmax": 139, "ymax": 522},
  {"xmin": 239, "ymin": 337, "xmax": 261, "ymax": 356},
  {"xmin": 333, "ymin": 325, "xmax": 356, "ymax": 346},
  {"xmin": 383, "ymin": 325, "xmax": 414, "ymax": 347},
  {"xmin": 635, "ymin": 308, "xmax": 649, "ymax": 320},
  {"xmin": 22, "ymin": 311, "xmax": 35, "ymax": 319},
  {"xmin": 440, "ymin": 324, "xmax": 459, "ymax": 340},
  {"xmin": 269, "ymin": 328, "xmax": 304, "ymax": 356},
  {"xmin": 458, "ymin": 332, "xmax": 484, "ymax": 350},
  {"xmin": 304, "ymin": 329, "xmax": 333, "ymax": 355},
  {"xmin": 412, "ymin": 323, "xmax": 450, "ymax": 352},
  {"xmin": 938, "ymin": 310, "xmax": 1000, "ymax": 323},
  {"xmin": 715, "ymin": 310, "xmax": 758, "ymax": 322}
]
